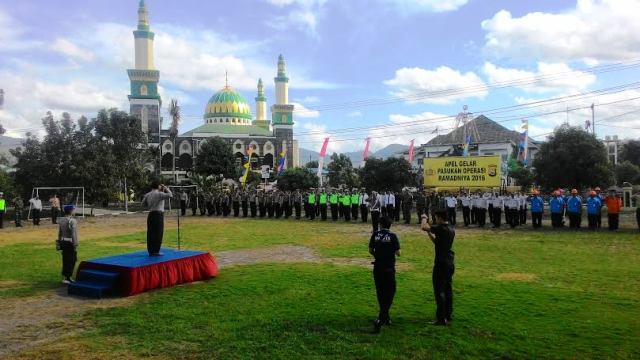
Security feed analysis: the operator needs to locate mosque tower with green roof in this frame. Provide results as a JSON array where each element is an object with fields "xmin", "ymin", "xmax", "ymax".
[
  {"xmin": 271, "ymin": 54, "xmax": 296, "ymax": 169},
  {"xmin": 127, "ymin": 0, "xmax": 161, "ymax": 145}
]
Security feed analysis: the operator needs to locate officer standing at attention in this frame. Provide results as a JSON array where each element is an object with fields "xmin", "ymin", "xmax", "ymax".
[
  {"xmin": 402, "ymin": 189, "xmax": 413, "ymax": 225},
  {"xmin": 329, "ymin": 190, "xmax": 339, "ymax": 221},
  {"xmin": 342, "ymin": 191, "xmax": 352, "ymax": 221},
  {"xmin": 359, "ymin": 189, "xmax": 369, "ymax": 223},
  {"xmin": 249, "ymin": 190, "xmax": 258, "ymax": 218},
  {"xmin": 369, "ymin": 191, "xmax": 382, "ymax": 232},
  {"xmin": 529, "ymin": 190, "xmax": 544, "ymax": 228},
  {"xmin": 59, "ymin": 204, "xmax": 79, "ymax": 284},
  {"xmin": 445, "ymin": 192, "xmax": 457, "ymax": 225},
  {"xmin": 141, "ymin": 181, "xmax": 173, "ymax": 256},
  {"xmin": 415, "ymin": 191, "xmax": 425, "ymax": 225},
  {"xmin": 241, "ymin": 190, "xmax": 249, "ymax": 218},
  {"xmin": 307, "ymin": 189, "xmax": 317, "ymax": 220},
  {"xmin": 180, "ymin": 191, "xmax": 188, "ymax": 216},
  {"xmin": 351, "ymin": 190, "xmax": 360, "ymax": 222},
  {"xmin": 49, "ymin": 194, "xmax": 60, "ymax": 224},
  {"xmin": 369, "ymin": 216, "xmax": 401, "ymax": 334},
  {"xmin": 319, "ymin": 188, "xmax": 328, "ymax": 221},
  {"xmin": 0, "ymin": 192, "xmax": 5, "ymax": 229},
  {"xmin": 13, "ymin": 196, "xmax": 24, "ymax": 227},
  {"xmin": 189, "ymin": 191, "xmax": 198, "ymax": 216},
  {"xmin": 586, "ymin": 191, "xmax": 601, "ymax": 230},
  {"xmin": 29, "ymin": 195, "xmax": 43, "ymax": 225},
  {"xmin": 293, "ymin": 189, "xmax": 302, "ymax": 220},
  {"xmin": 491, "ymin": 193, "xmax": 504, "ymax": 228},
  {"xmin": 567, "ymin": 189, "xmax": 582, "ymax": 229},
  {"xmin": 421, "ymin": 210, "xmax": 455, "ymax": 326},
  {"xmin": 550, "ymin": 191, "xmax": 565, "ymax": 228},
  {"xmin": 459, "ymin": 192, "xmax": 471, "ymax": 226}
]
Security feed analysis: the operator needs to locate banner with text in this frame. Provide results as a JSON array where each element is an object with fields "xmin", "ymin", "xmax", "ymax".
[{"xmin": 423, "ymin": 156, "xmax": 501, "ymax": 188}]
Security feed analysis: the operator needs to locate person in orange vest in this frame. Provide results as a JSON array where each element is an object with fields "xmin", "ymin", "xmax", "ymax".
[{"xmin": 604, "ymin": 190, "xmax": 622, "ymax": 231}]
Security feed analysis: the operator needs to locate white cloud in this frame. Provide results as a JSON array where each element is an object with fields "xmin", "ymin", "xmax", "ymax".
[
  {"xmin": 367, "ymin": 111, "xmax": 449, "ymax": 150},
  {"xmin": 0, "ymin": 7, "xmax": 41, "ymax": 52},
  {"xmin": 384, "ymin": 66, "xmax": 487, "ymax": 104},
  {"xmin": 483, "ymin": 62, "xmax": 596, "ymax": 94},
  {"xmin": 348, "ymin": 111, "xmax": 362, "ymax": 117},
  {"xmin": 384, "ymin": 0, "xmax": 468, "ymax": 13},
  {"xmin": 298, "ymin": 121, "xmax": 344, "ymax": 153},
  {"xmin": 51, "ymin": 38, "xmax": 95, "ymax": 63},
  {"xmin": 481, "ymin": 0, "xmax": 640, "ymax": 63},
  {"xmin": 292, "ymin": 102, "xmax": 320, "ymax": 118},
  {"xmin": 265, "ymin": 0, "xmax": 328, "ymax": 36}
]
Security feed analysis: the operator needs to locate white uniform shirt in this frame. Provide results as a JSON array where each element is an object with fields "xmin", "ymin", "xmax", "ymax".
[
  {"xmin": 388, "ymin": 194, "xmax": 396, "ymax": 207},
  {"xmin": 459, "ymin": 196, "xmax": 471, "ymax": 207},
  {"xmin": 446, "ymin": 196, "xmax": 457, "ymax": 208},
  {"xmin": 506, "ymin": 197, "xmax": 519, "ymax": 208},
  {"xmin": 359, "ymin": 193, "xmax": 369, "ymax": 205},
  {"xmin": 476, "ymin": 197, "xmax": 488, "ymax": 209},
  {"xmin": 29, "ymin": 198, "xmax": 43, "ymax": 210}
]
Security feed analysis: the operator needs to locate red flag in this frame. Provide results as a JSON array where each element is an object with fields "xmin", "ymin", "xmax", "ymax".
[
  {"xmin": 319, "ymin": 137, "xmax": 330, "ymax": 158},
  {"xmin": 363, "ymin": 138, "xmax": 371, "ymax": 161},
  {"xmin": 408, "ymin": 139, "xmax": 415, "ymax": 163}
]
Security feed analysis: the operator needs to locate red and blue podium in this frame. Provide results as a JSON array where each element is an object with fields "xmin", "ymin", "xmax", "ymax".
[{"xmin": 69, "ymin": 249, "xmax": 219, "ymax": 298}]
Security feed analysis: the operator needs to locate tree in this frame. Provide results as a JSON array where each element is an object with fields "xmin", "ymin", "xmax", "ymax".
[
  {"xmin": 327, "ymin": 152, "xmax": 358, "ymax": 188},
  {"xmin": 305, "ymin": 160, "xmax": 319, "ymax": 169},
  {"xmin": 614, "ymin": 161, "xmax": 640, "ymax": 185},
  {"xmin": 360, "ymin": 157, "xmax": 415, "ymax": 192},
  {"xmin": 276, "ymin": 168, "xmax": 318, "ymax": 191},
  {"xmin": 620, "ymin": 140, "xmax": 640, "ymax": 167},
  {"xmin": 532, "ymin": 125, "xmax": 613, "ymax": 190},
  {"xmin": 194, "ymin": 137, "xmax": 235, "ymax": 178}
]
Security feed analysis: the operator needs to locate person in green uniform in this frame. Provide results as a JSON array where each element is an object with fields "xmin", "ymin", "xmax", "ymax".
[
  {"xmin": 343, "ymin": 191, "xmax": 352, "ymax": 221},
  {"xmin": 351, "ymin": 190, "xmax": 360, "ymax": 221},
  {"xmin": 307, "ymin": 189, "xmax": 317, "ymax": 220},
  {"xmin": 329, "ymin": 190, "xmax": 339, "ymax": 221},
  {"xmin": 319, "ymin": 189, "xmax": 328, "ymax": 221},
  {"xmin": 0, "ymin": 192, "xmax": 5, "ymax": 229},
  {"xmin": 13, "ymin": 196, "xmax": 24, "ymax": 227}
]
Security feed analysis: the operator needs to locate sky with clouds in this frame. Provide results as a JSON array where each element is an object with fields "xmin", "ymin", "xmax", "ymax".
[{"xmin": 1, "ymin": 0, "xmax": 640, "ymax": 154}]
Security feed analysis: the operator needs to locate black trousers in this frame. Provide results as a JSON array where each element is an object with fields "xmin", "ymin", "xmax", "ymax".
[
  {"xmin": 285, "ymin": 203, "xmax": 292, "ymax": 218},
  {"xmin": 242, "ymin": 201, "xmax": 248, "ymax": 218},
  {"xmin": 462, "ymin": 206, "xmax": 470, "ymax": 226},
  {"xmin": 147, "ymin": 211, "xmax": 164, "ymax": 255},
  {"xmin": 275, "ymin": 203, "xmax": 282, "ymax": 218},
  {"xmin": 470, "ymin": 207, "xmax": 476, "ymax": 224},
  {"xmin": 344, "ymin": 205, "xmax": 351, "ymax": 221},
  {"xmin": 492, "ymin": 208, "xmax": 502, "ymax": 228},
  {"xmin": 259, "ymin": 204, "xmax": 266, "ymax": 218},
  {"xmin": 320, "ymin": 204, "xmax": 328, "ymax": 220},
  {"xmin": 446, "ymin": 207, "xmax": 456, "ymax": 225},
  {"xmin": 394, "ymin": 205, "xmax": 401, "ymax": 222},
  {"xmin": 608, "ymin": 213, "xmax": 619, "ymax": 231},
  {"xmin": 371, "ymin": 211, "xmax": 380, "ymax": 233},
  {"xmin": 331, "ymin": 204, "xmax": 338, "ymax": 221},
  {"xmin": 520, "ymin": 208, "xmax": 527, "ymax": 225},
  {"xmin": 267, "ymin": 204, "xmax": 274, "ymax": 218},
  {"xmin": 488, "ymin": 204, "xmax": 494, "ymax": 222},
  {"xmin": 373, "ymin": 270, "xmax": 396, "ymax": 323},
  {"xmin": 0, "ymin": 210, "xmax": 4, "ymax": 228},
  {"xmin": 551, "ymin": 213, "xmax": 563, "ymax": 228},
  {"xmin": 32, "ymin": 209, "xmax": 41, "ymax": 225},
  {"xmin": 191, "ymin": 204, "xmax": 197, "ymax": 216},
  {"xmin": 200, "ymin": 202, "xmax": 206, "ymax": 215},
  {"xmin": 51, "ymin": 207, "xmax": 59, "ymax": 224},
  {"xmin": 568, "ymin": 212, "xmax": 580, "ymax": 229},
  {"xmin": 233, "ymin": 202, "xmax": 240, "ymax": 217},
  {"xmin": 588, "ymin": 214, "xmax": 598, "ymax": 229},
  {"xmin": 294, "ymin": 202, "xmax": 301, "ymax": 219},
  {"xmin": 386, "ymin": 205, "xmax": 394, "ymax": 219},
  {"xmin": 636, "ymin": 208, "xmax": 640, "ymax": 230},
  {"xmin": 14, "ymin": 210, "xmax": 22, "ymax": 226},
  {"xmin": 61, "ymin": 241, "xmax": 77, "ymax": 278},
  {"xmin": 532, "ymin": 212, "xmax": 542, "ymax": 228},
  {"xmin": 352, "ymin": 204, "xmax": 359, "ymax": 221},
  {"xmin": 508, "ymin": 208, "xmax": 518, "ymax": 228},
  {"xmin": 477, "ymin": 209, "xmax": 487, "ymax": 227},
  {"xmin": 307, "ymin": 204, "xmax": 316, "ymax": 220},
  {"xmin": 597, "ymin": 211, "xmax": 602, "ymax": 229},
  {"xmin": 416, "ymin": 206, "xmax": 424, "ymax": 224},
  {"xmin": 403, "ymin": 207, "xmax": 411, "ymax": 224},
  {"xmin": 361, "ymin": 204, "xmax": 368, "ymax": 223},
  {"xmin": 250, "ymin": 203, "xmax": 257, "ymax": 218},
  {"xmin": 433, "ymin": 263, "xmax": 454, "ymax": 323}
]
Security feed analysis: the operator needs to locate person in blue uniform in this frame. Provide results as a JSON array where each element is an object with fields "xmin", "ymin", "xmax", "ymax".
[
  {"xmin": 529, "ymin": 190, "xmax": 544, "ymax": 228},
  {"xmin": 586, "ymin": 191, "xmax": 601, "ymax": 230},
  {"xmin": 549, "ymin": 191, "xmax": 565, "ymax": 228},
  {"xmin": 369, "ymin": 216, "xmax": 400, "ymax": 334},
  {"xmin": 566, "ymin": 189, "xmax": 583, "ymax": 229},
  {"xmin": 421, "ymin": 210, "xmax": 455, "ymax": 326}
]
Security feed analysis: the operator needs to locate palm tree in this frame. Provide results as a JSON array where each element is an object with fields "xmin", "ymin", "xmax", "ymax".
[{"xmin": 169, "ymin": 99, "xmax": 180, "ymax": 183}]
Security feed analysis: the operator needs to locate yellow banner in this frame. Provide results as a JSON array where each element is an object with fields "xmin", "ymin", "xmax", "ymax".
[{"xmin": 423, "ymin": 156, "xmax": 501, "ymax": 188}]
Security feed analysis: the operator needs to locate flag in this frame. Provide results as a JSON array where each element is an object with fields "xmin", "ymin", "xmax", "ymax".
[
  {"xmin": 240, "ymin": 148, "xmax": 254, "ymax": 186},
  {"xmin": 317, "ymin": 137, "xmax": 330, "ymax": 185},
  {"xmin": 277, "ymin": 149, "xmax": 287, "ymax": 175},
  {"xmin": 408, "ymin": 139, "xmax": 415, "ymax": 163},
  {"xmin": 363, "ymin": 138, "xmax": 371, "ymax": 161},
  {"xmin": 519, "ymin": 119, "xmax": 529, "ymax": 166},
  {"xmin": 462, "ymin": 135, "xmax": 471, "ymax": 157}
]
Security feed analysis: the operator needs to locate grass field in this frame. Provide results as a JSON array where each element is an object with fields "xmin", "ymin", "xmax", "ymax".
[{"xmin": 1, "ymin": 215, "xmax": 639, "ymax": 359}]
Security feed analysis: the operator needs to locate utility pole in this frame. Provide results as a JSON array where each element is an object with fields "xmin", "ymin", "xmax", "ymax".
[{"xmin": 591, "ymin": 103, "xmax": 595, "ymax": 136}]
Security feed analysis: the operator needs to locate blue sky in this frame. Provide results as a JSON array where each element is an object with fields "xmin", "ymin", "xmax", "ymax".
[{"xmin": 1, "ymin": 0, "xmax": 639, "ymax": 153}]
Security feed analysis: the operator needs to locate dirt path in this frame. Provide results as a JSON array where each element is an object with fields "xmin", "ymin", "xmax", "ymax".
[{"xmin": 0, "ymin": 244, "xmax": 377, "ymax": 359}]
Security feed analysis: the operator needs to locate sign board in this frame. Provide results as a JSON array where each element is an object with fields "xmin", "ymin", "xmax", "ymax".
[
  {"xmin": 423, "ymin": 156, "xmax": 501, "ymax": 188},
  {"xmin": 261, "ymin": 165, "xmax": 271, "ymax": 179}
]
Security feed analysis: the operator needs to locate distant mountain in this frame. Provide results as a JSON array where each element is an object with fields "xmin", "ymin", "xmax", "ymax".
[{"xmin": 298, "ymin": 144, "xmax": 409, "ymax": 167}]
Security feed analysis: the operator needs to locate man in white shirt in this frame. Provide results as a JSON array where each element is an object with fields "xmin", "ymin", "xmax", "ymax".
[
  {"xmin": 445, "ymin": 193, "xmax": 458, "ymax": 226},
  {"xmin": 380, "ymin": 192, "xmax": 388, "ymax": 217},
  {"xmin": 491, "ymin": 194, "xmax": 504, "ymax": 228},
  {"xmin": 476, "ymin": 194, "xmax": 488, "ymax": 227},
  {"xmin": 359, "ymin": 190, "xmax": 370, "ymax": 223},
  {"xmin": 29, "ymin": 195, "xmax": 43, "ymax": 226},
  {"xmin": 505, "ymin": 194, "xmax": 520, "ymax": 228},
  {"xmin": 458, "ymin": 192, "xmax": 471, "ymax": 226},
  {"xmin": 387, "ymin": 192, "xmax": 395, "ymax": 219}
]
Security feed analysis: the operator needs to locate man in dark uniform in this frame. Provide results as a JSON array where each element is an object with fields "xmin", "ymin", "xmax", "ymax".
[
  {"xmin": 351, "ymin": 190, "xmax": 359, "ymax": 221},
  {"xmin": 284, "ymin": 191, "xmax": 292, "ymax": 219},
  {"xmin": 13, "ymin": 196, "xmax": 23, "ymax": 227},
  {"xmin": 232, "ymin": 190, "xmax": 241, "ymax": 217},
  {"xmin": 198, "ymin": 192, "xmax": 206, "ymax": 216},
  {"xmin": 293, "ymin": 190, "xmax": 302, "ymax": 220},
  {"xmin": 179, "ymin": 191, "xmax": 188, "ymax": 216},
  {"xmin": 249, "ymin": 190, "xmax": 258, "ymax": 218},
  {"xmin": 241, "ymin": 190, "xmax": 249, "ymax": 218},
  {"xmin": 421, "ymin": 210, "xmax": 455, "ymax": 326},
  {"xmin": 369, "ymin": 216, "xmax": 401, "ymax": 334},
  {"xmin": 415, "ymin": 191, "xmax": 426, "ymax": 224},
  {"xmin": 258, "ymin": 191, "xmax": 266, "ymax": 218},
  {"xmin": 190, "ymin": 191, "xmax": 198, "ymax": 216},
  {"xmin": 359, "ymin": 189, "xmax": 369, "ymax": 223},
  {"xmin": 402, "ymin": 189, "xmax": 413, "ymax": 225},
  {"xmin": 329, "ymin": 190, "xmax": 339, "ymax": 221},
  {"xmin": 394, "ymin": 191, "xmax": 402, "ymax": 222}
]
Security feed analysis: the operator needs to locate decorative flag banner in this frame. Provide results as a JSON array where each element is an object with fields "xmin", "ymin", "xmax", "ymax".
[
  {"xmin": 408, "ymin": 139, "xmax": 415, "ymax": 163},
  {"xmin": 241, "ymin": 147, "xmax": 254, "ymax": 187},
  {"xmin": 363, "ymin": 138, "xmax": 371, "ymax": 161},
  {"xmin": 317, "ymin": 137, "xmax": 330, "ymax": 185},
  {"xmin": 519, "ymin": 119, "xmax": 529, "ymax": 166},
  {"xmin": 277, "ymin": 149, "xmax": 287, "ymax": 175},
  {"xmin": 462, "ymin": 135, "xmax": 471, "ymax": 157}
]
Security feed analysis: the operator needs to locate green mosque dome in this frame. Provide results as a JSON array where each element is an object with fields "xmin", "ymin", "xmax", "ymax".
[{"xmin": 204, "ymin": 85, "xmax": 253, "ymax": 123}]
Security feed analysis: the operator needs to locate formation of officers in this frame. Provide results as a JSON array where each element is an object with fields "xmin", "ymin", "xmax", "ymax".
[{"xmin": 177, "ymin": 185, "xmax": 633, "ymax": 231}]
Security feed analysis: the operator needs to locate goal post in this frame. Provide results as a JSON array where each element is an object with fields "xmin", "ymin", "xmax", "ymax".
[{"xmin": 28, "ymin": 187, "xmax": 86, "ymax": 219}]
